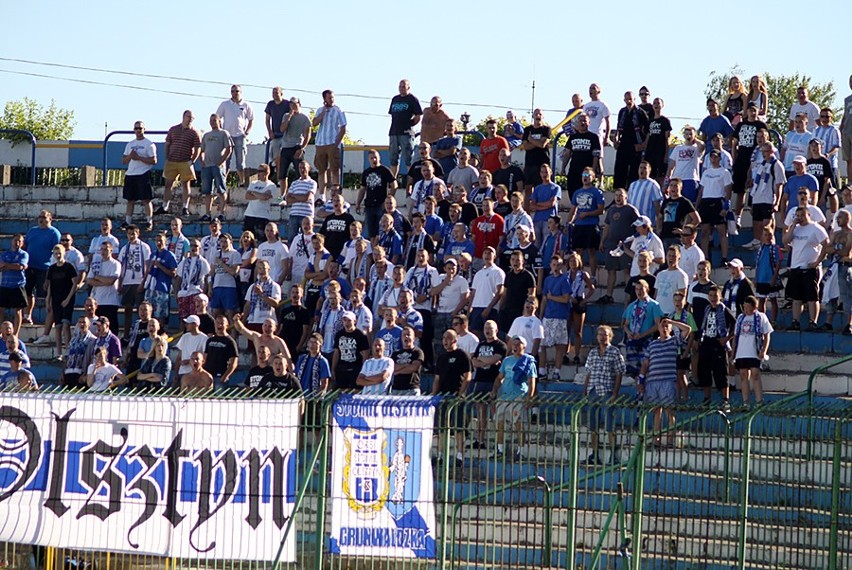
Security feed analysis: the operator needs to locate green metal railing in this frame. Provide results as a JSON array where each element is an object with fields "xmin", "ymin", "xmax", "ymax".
[{"xmin": 0, "ymin": 386, "xmax": 849, "ymax": 570}]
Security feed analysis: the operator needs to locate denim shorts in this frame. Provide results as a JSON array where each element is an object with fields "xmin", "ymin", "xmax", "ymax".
[{"xmin": 201, "ymin": 165, "xmax": 227, "ymax": 195}]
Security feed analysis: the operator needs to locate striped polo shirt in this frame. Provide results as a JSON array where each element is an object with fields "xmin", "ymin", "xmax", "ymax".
[
  {"xmin": 314, "ymin": 105, "xmax": 347, "ymax": 146},
  {"xmin": 288, "ymin": 177, "xmax": 317, "ymax": 218},
  {"xmin": 165, "ymin": 124, "xmax": 201, "ymax": 162}
]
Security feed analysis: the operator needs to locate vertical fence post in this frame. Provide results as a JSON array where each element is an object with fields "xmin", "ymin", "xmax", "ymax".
[
  {"xmin": 629, "ymin": 409, "xmax": 648, "ymax": 570},
  {"xmin": 827, "ymin": 418, "xmax": 844, "ymax": 570},
  {"xmin": 736, "ymin": 409, "xmax": 760, "ymax": 569},
  {"xmin": 313, "ymin": 395, "xmax": 333, "ymax": 570},
  {"xmin": 0, "ymin": 129, "xmax": 37, "ymax": 185},
  {"xmin": 437, "ymin": 396, "xmax": 453, "ymax": 569},
  {"xmin": 564, "ymin": 400, "xmax": 582, "ymax": 569}
]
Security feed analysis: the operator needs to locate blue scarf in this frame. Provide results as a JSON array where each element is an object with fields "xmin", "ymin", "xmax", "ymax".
[
  {"xmin": 735, "ymin": 312, "xmax": 765, "ymax": 355},
  {"xmin": 296, "ymin": 354, "xmax": 324, "ymax": 392},
  {"xmin": 755, "ymin": 243, "xmax": 779, "ymax": 273},
  {"xmin": 629, "ymin": 299, "xmax": 648, "ymax": 334},
  {"xmin": 702, "ymin": 304, "xmax": 729, "ymax": 339},
  {"xmin": 511, "ymin": 353, "xmax": 536, "ymax": 386},
  {"xmin": 406, "ymin": 266, "xmax": 433, "ymax": 299}
]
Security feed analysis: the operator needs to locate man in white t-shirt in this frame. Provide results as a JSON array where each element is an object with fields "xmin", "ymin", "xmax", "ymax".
[
  {"xmin": 283, "ymin": 160, "xmax": 317, "ymax": 242},
  {"xmin": 666, "ymin": 126, "xmax": 704, "ymax": 202},
  {"xmin": 654, "ymin": 246, "xmax": 689, "ymax": 314},
  {"xmin": 583, "ymin": 83, "xmax": 611, "ymax": 154},
  {"xmin": 467, "ymin": 246, "xmax": 505, "ymax": 338},
  {"xmin": 88, "ymin": 218, "xmax": 121, "ymax": 267},
  {"xmin": 782, "ymin": 206, "xmax": 830, "ymax": 330},
  {"xmin": 86, "ymin": 241, "xmax": 122, "ymax": 329},
  {"xmin": 431, "ymin": 258, "xmax": 470, "ymax": 360},
  {"xmin": 174, "ymin": 315, "xmax": 210, "ymax": 380},
  {"xmin": 507, "ymin": 296, "xmax": 544, "ymax": 358},
  {"xmin": 783, "ymin": 187, "xmax": 826, "ymax": 229},
  {"xmin": 677, "ymin": 225, "xmax": 705, "ymax": 281},
  {"xmin": 121, "ymin": 121, "xmax": 157, "ymax": 231},
  {"xmin": 788, "ymin": 86, "xmax": 821, "ymax": 131},
  {"xmin": 257, "ymin": 222, "xmax": 291, "ymax": 286},
  {"xmin": 243, "ymin": 162, "xmax": 276, "ymax": 239},
  {"xmin": 746, "ymin": 143, "xmax": 787, "ymax": 250},
  {"xmin": 697, "ymin": 149, "xmax": 733, "ymax": 262},
  {"xmin": 453, "ymin": 313, "xmax": 480, "ymax": 354},
  {"xmin": 625, "ymin": 216, "xmax": 665, "ymax": 276},
  {"xmin": 357, "ymin": 338, "xmax": 395, "ymax": 395}
]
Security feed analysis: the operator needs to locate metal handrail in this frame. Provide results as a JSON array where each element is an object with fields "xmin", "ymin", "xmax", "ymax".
[
  {"xmin": 101, "ymin": 130, "xmax": 169, "ymax": 185},
  {"xmin": 449, "ymin": 474, "xmax": 552, "ymax": 569},
  {"xmin": 0, "ymin": 128, "xmax": 37, "ymax": 185}
]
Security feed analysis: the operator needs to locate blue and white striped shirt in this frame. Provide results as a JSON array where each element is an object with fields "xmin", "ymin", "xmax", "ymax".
[
  {"xmin": 814, "ymin": 125, "xmax": 841, "ymax": 169},
  {"xmin": 314, "ymin": 105, "xmax": 347, "ymax": 146},
  {"xmin": 288, "ymin": 177, "xmax": 317, "ymax": 219},
  {"xmin": 359, "ymin": 356, "xmax": 394, "ymax": 395},
  {"xmin": 627, "ymin": 179, "xmax": 663, "ymax": 220}
]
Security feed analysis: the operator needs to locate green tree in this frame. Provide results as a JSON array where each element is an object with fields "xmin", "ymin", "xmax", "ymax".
[
  {"xmin": 462, "ymin": 114, "xmax": 530, "ymax": 147},
  {"xmin": 704, "ymin": 67, "xmax": 839, "ymax": 134},
  {"xmin": 0, "ymin": 97, "xmax": 76, "ymax": 144}
]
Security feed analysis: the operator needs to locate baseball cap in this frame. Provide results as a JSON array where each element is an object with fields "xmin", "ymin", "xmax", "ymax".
[
  {"xmin": 516, "ymin": 224, "xmax": 532, "ymax": 233},
  {"xmin": 196, "ymin": 293, "xmax": 209, "ymax": 303},
  {"xmin": 341, "ymin": 311, "xmax": 356, "ymax": 321},
  {"xmin": 95, "ymin": 316, "xmax": 110, "ymax": 326},
  {"xmin": 792, "ymin": 155, "xmax": 807, "ymax": 164},
  {"xmin": 184, "ymin": 315, "xmax": 201, "ymax": 325},
  {"xmin": 511, "ymin": 335, "xmax": 527, "ymax": 345},
  {"xmin": 289, "ymin": 97, "xmax": 300, "ymax": 104},
  {"xmin": 728, "ymin": 258, "xmax": 744, "ymax": 269},
  {"xmin": 747, "ymin": 101, "xmax": 758, "ymax": 109},
  {"xmin": 632, "ymin": 215, "xmax": 652, "ymax": 227},
  {"xmin": 709, "ymin": 149, "xmax": 721, "ymax": 157},
  {"xmin": 444, "ymin": 258, "xmax": 458, "ymax": 267}
]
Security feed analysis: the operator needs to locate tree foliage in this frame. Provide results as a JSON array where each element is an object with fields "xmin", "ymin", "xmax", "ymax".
[
  {"xmin": 463, "ymin": 114, "xmax": 531, "ymax": 147},
  {"xmin": 704, "ymin": 66, "xmax": 839, "ymax": 134},
  {"xmin": 0, "ymin": 97, "xmax": 76, "ymax": 144}
]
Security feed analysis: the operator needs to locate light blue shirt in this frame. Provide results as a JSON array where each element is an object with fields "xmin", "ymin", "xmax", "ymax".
[
  {"xmin": 314, "ymin": 105, "xmax": 347, "ymax": 146},
  {"xmin": 627, "ymin": 179, "xmax": 663, "ymax": 221},
  {"xmin": 359, "ymin": 357, "xmax": 394, "ymax": 395}
]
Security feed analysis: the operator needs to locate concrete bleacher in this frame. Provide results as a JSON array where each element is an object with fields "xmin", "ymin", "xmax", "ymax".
[{"xmin": 3, "ymin": 183, "xmax": 852, "ymax": 569}]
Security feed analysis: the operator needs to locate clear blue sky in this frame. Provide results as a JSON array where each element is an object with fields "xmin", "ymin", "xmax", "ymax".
[{"xmin": 1, "ymin": 0, "xmax": 849, "ymax": 143}]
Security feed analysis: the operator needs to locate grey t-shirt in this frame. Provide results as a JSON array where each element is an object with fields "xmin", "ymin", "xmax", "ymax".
[
  {"xmin": 200, "ymin": 129, "xmax": 234, "ymax": 167},
  {"xmin": 603, "ymin": 204, "xmax": 639, "ymax": 250},
  {"xmin": 281, "ymin": 112, "xmax": 311, "ymax": 148}
]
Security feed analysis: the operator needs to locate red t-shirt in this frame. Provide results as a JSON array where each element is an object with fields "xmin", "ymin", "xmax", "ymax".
[
  {"xmin": 470, "ymin": 214, "xmax": 505, "ymax": 258},
  {"xmin": 479, "ymin": 136, "xmax": 510, "ymax": 173}
]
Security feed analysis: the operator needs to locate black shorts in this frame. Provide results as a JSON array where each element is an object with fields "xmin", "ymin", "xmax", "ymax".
[
  {"xmin": 24, "ymin": 268, "xmax": 47, "ymax": 298},
  {"xmin": 123, "ymin": 173, "xmax": 154, "ymax": 202},
  {"xmin": 120, "ymin": 284, "xmax": 145, "ymax": 306},
  {"xmin": 698, "ymin": 198, "xmax": 727, "ymax": 227},
  {"xmin": 278, "ymin": 146, "xmax": 304, "ymax": 179},
  {"xmin": 755, "ymin": 282, "xmax": 783, "ymax": 296},
  {"xmin": 243, "ymin": 216, "xmax": 269, "ymax": 240},
  {"xmin": 605, "ymin": 252, "xmax": 631, "ymax": 271},
  {"xmin": 676, "ymin": 356, "xmax": 691, "ymax": 372},
  {"xmin": 751, "ymin": 203, "xmax": 775, "ymax": 222},
  {"xmin": 731, "ymin": 159, "xmax": 751, "ymax": 194},
  {"xmin": 524, "ymin": 162, "xmax": 545, "ymax": 187},
  {"xmin": 786, "ymin": 268, "xmax": 819, "ymax": 302},
  {"xmin": 334, "ymin": 367, "xmax": 360, "ymax": 391},
  {"xmin": 697, "ymin": 341, "xmax": 728, "ymax": 391},
  {"xmin": 572, "ymin": 224, "xmax": 601, "ymax": 249},
  {"xmin": 0, "ymin": 286, "xmax": 27, "ymax": 309},
  {"xmin": 51, "ymin": 296, "xmax": 75, "ymax": 324},
  {"xmin": 735, "ymin": 358, "xmax": 761, "ymax": 370},
  {"xmin": 61, "ymin": 372, "xmax": 85, "ymax": 388},
  {"xmin": 571, "ymin": 303, "xmax": 587, "ymax": 316}
]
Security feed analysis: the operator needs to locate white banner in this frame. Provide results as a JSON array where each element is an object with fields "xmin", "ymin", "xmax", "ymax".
[
  {"xmin": 0, "ymin": 393, "xmax": 300, "ymax": 562},
  {"xmin": 329, "ymin": 395, "xmax": 437, "ymax": 558}
]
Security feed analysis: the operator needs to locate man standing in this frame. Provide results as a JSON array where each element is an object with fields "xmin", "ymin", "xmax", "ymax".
[
  {"xmin": 583, "ymin": 83, "xmax": 612, "ymax": 155},
  {"xmin": 117, "ymin": 225, "xmax": 152, "ymax": 339},
  {"xmin": 698, "ymin": 99, "xmax": 734, "ymax": 154},
  {"xmin": 529, "ymin": 164, "xmax": 562, "ymax": 246},
  {"xmin": 388, "ymin": 79, "xmax": 423, "ymax": 179},
  {"xmin": 313, "ymin": 89, "xmax": 347, "ymax": 200},
  {"xmin": 722, "ymin": 259, "xmax": 756, "ymax": 318},
  {"xmin": 479, "ymin": 119, "xmax": 510, "ymax": 174},
  {"xmin": 0, "ymin": 235, "xmax": 28, "ymax": 334},
  {"xmin": 613, "ymin": 91, "xmax": 649, "ymax": 190},
  {"xmin": 492, "ymin": 148, "xmax": 526, "ymax": 196},
  {"xmin": 216, "ymin": 84, "xmax": 254, "ymax": 187},
  {"xmin": 356, "ymin": 150, "xmax": 397, "ymax": 239},
  {"xmin": 492, "ymin": 335, "xmax": 536, "ymax": 461},
  {"xmin": 628, "ymin": 161, "xmax": 663, "ymax": 221},
  {"xmin": 23, "ymin": 210, "xmax": 61, "ymax": 326},
  {"xmin": 431, "ymin": 329, "xmax": 473, "ymax": 469},
  {"xmin": 621, "ymin": 279, "xmax": 663, "ymax": 378},
  {"xmin": 156, "ymin": 110, "xmax": 201, "ymax": 217},
  {"xmin": 121, "ymin": 121, "xmax": 157, "ymax": 231},
  {"xmin": 204, "ymin": 315, "xmax": 239, "ymax": 388},
  {"xmin": 788, "ymin": 86, "xmax": 821, "ymax": 130},
  {"xmin": 264, "ymin": 86, "xmax": 288, "ymax": 177},
  {"xmin": 277, "ymin": 97, "xmax": 312, "ymax": 197},
  {"xmin": 731, "ymin": 103, "xmax": 768, "ymax": 219},
  {"xmin": 840, "ymin": 75, "xmax": 852, "ymax": 182},
  {"xmin": 332, "ymin": 311, "xmax": 371, "ymax": 391},
  {"xmin": 521, "ymin": 108, "xmax": 552, "ymax": 190},
  {"xmin": 199, "ymin": 114, "xmax": 234, "ymax": 223},
  {"xmin": 470, "ymin": 199, "xmax": 505, "ymax": 268},
  {"xmin": 560, "ymin": 112, "xmax": 602, "ymax": 197},
  {"xmin": 781, "ymin": 114, "xmax": 813, "ymax": 178},
  {"xmin": 783, "ymin": 206, "xmax": 830, "ymax": 330},
  {"xmin": 420, "ymin": 96, "xmax": 452, "ymax": 145},
  {"xmin": 433, "ymin": 119, "xmax": 462, "ymax": 177},
  {"xmin": 813, "ymin": 108, "xmax": 842, "ymax": 188},
  {"xmin": 582, "ymin": 325, "xmax": 625, "ymax": 465},
  {"xmin": 599, "ymin": 189, "xmax": 638, "ymax": 304}
]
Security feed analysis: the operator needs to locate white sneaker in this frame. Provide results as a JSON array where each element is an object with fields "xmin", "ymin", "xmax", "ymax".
[
  {"xmin": 32, "ymin": 334, "xmax": 53, "ymax": 345},
  {"xmin": 743, "ymin": 239, "xmax": 761, "ymax": 249},
  {"xmin": 550, "ymin": 368, "xmax": 561, "ymax": 381}
]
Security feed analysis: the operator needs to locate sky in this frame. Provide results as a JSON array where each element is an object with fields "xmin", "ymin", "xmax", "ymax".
[{"xmin": 1, "ymin": 0, "xmax": 850, "ymax": 144}]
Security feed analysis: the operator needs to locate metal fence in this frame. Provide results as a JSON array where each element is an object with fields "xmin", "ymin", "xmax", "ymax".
[{"xmin": 0, "ymin": 386, "xmax": 849, "ymax": 570}]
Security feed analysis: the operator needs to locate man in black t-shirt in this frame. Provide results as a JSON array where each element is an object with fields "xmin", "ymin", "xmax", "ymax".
[
  {"xmin": 658, "ymin": 179, "xmax": 700, "ymax": 247},
  {"xmin": 356, "ymin": 150, "xmax": 398, "ymax": 239},
  {"xmin": 332, "ymin": 311, "xmax": 370, "ymax": 390},
  {"xmin": 645, "ymin": 99, "xmax": 673, "ymax": 183},
  {"xmin": 500, "ymin": 251, "xmax": 537, "ymax": 333},
  {"xmin": 245, "ymin": 345, "xmax": 273, "ymax": 388},
  {"xmin": 614, "ymin": 92, "xmax": 650, "ymax": 190},
  {"xmin": 391, "ymin": 326, "xmax": 424, "ymax": 395},
  {"xmin": 124, "ymin": 302, "xmax": 152, "ymax": 377},
  {"xmin": 469, "ymin": 319, "xmax": 508, "ymax": 448},
  {"xmin": 388, "ymin": 79, "xmax": 423, "ymax": 178},
  {"xmin": 731, "ymin": 103, "xmax": 769, "ymax": 217},
  {"xmin": 406, "ymin": 142, "xmax": 444, "ymax": 194},
  {"xmin": 319, "ymin": 194, "xmax": 355, "ymax": 258},
  {"xmin": 560, "ymin": 113, "xmax": 602, "ymax": 195},
  {"xmin": 433, "ymin": 329, "xmax": 473, "ymax": 468},
  {"xmin": 277, "ymin": 284, "xmax": 312, "ymax": 357},
  {"xmin": 492, "ymin": 148, "xmax": 526, "ymax": 196},
  {"xmin": 521, "ymin": 109, "xmax": 552, "ymax": 189},
  {"xmin": 204, "ymin": 315, "xmax": 239, "ymax": 388}
]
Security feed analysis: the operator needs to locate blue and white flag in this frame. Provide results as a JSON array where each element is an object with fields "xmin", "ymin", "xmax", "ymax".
[{"xmin": 329, "ymin": 395, "xmax": 437, "ymax": 558}]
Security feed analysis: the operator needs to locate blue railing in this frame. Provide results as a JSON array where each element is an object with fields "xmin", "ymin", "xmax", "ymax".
[
  {"xmin": 0, "ymin": 129, "xmax": 37, "ymax": 185},
  {"xmin": 102, "ymin": 130, "xmax": 169, "ymax": 185}
]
